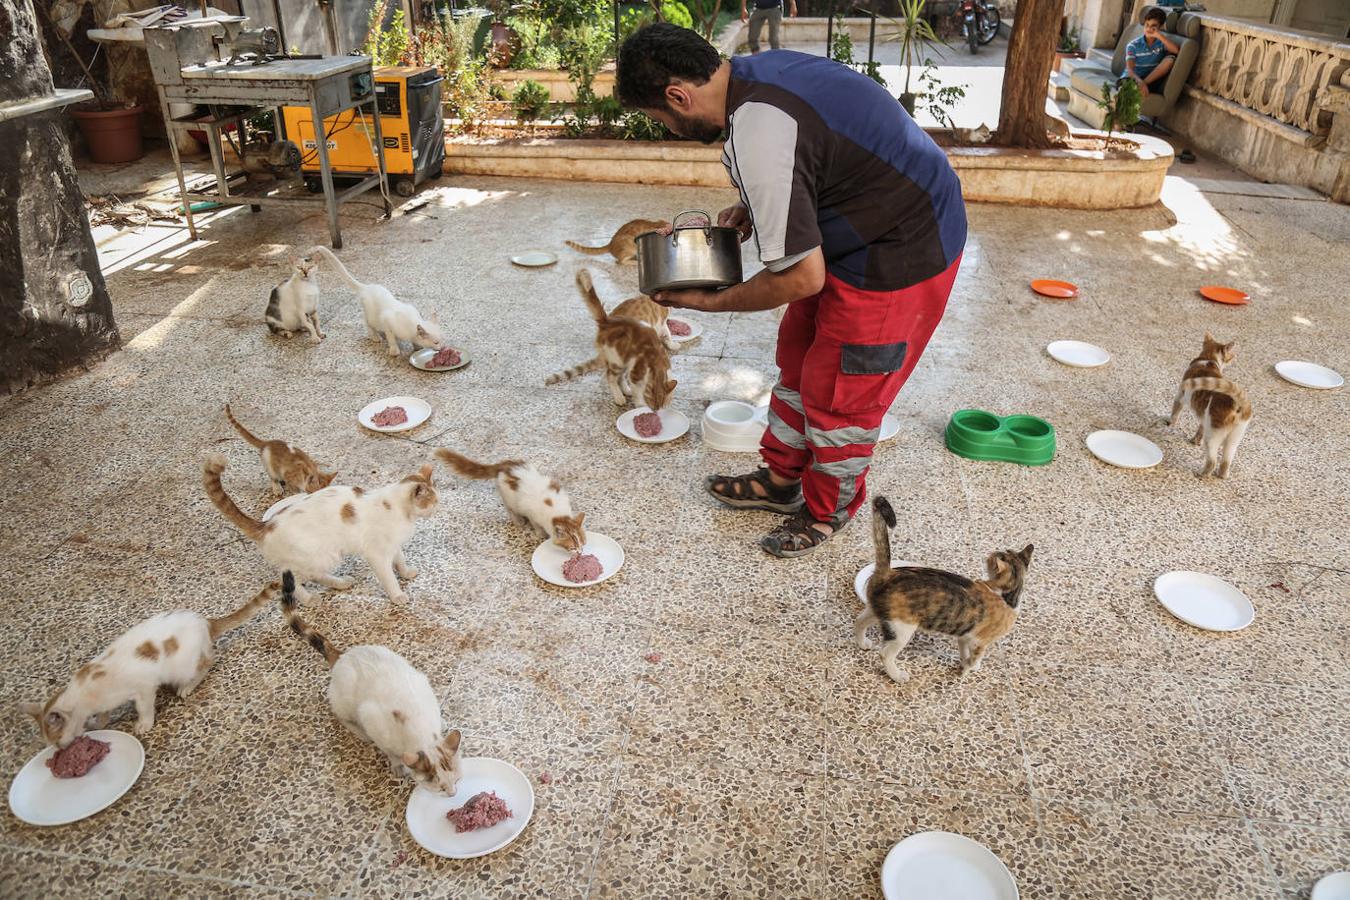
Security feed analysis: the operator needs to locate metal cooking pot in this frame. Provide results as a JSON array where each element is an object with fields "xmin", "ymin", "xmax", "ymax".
[{"xmin": 636, "ymin": 209, "xmax": 744, "ymax": 295}]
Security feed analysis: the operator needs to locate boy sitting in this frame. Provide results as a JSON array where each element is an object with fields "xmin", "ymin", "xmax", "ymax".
[{"xmin": 1126, "ymin": 8, "xmax": 1179, "ymax": 97}]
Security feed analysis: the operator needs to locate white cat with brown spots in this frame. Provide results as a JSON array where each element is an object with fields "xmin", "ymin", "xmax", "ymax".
[
  {"xmin": 434, "ymin": 448, "xmax": 587, "ymax": 552},
  {"xmin": 203, "ymin": 454, "xmax": 437, "ymax": 603},
  {"xmin": 279, "ymin": 573, "xmax": 463, "ymax": 794},
  {"xmin": 20, "ymin": 582, "xmax": 279, "ymax": 746}
]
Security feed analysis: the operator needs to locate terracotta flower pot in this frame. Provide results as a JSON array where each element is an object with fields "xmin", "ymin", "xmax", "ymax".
[
  {"xmin": 490, "ymin": 22, "xmax": 514, "ymax": 68},
  {"xmin": 71, "ymin": 105, "xmax": 144, "ymax": 164},
  {"xmin": 1052, "ymin": 50, "xmax": 1085, "ymax": 74}
]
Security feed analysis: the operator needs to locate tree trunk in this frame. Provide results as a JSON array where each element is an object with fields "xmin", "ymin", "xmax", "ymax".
[
  {"xmin": 0, "ymin": 0, "xmax": 119, "ymax": 395},
  {"xmin": 994, "ymin": 0, "xmax": 1065, "ymax": 148}
]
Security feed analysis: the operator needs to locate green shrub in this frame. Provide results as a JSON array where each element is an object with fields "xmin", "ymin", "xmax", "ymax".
[
  {"xmin": 519, "ymin": 0, "xmax": 609, "ymax": 30},
  {"xmin": 657, "ymin": 0, "xmax": 694, "ymax": 30},
  {"xmin": 620, "ymin": 110, "xmax": 671, "ymax": 141},
  {"xmin": 1098, "ymin": 77, "xmax": 1141, "ymax": 138},
  {"xmin": 512, "ymin": 79, "xmax": 552, "ymax": 122},
  {"xmin": 508, "ymin": 15, "xmax": 564, "ymax": 69}
]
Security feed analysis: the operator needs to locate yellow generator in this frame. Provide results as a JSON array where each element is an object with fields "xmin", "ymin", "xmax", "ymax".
[{"xmin": 281, "ymin": 66, "xmax": 444, "ymax": 197}]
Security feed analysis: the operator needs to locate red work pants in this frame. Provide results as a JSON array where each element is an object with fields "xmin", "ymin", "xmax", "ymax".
[{"xmin": 760, "ymin": 256, "xmax": 961, "ymax": 526}]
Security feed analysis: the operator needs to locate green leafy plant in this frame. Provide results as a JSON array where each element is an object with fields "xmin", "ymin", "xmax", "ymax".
[
  {"xmin": 519, "ymin": 0, "xmax": 609, "ymax": 30},
  {"xmin": 656, "ymin": 1, "xmax": 695, "ymax": 30},
  {"xmin": 681, "ymin": 0, "xmax": 727, "ymax": 40},
  {"xmin": 619, "ymin": 110, "xmax": 672, "ymax": 141},
  {"xmin": 886, "ymin": 0, "xmax": 942, "ymax": 100},
  {"xmin": 829, "ymin": 16, "xmax": 855, "ymax": 63},
  {"xmin": 512, "ymin": 79, "xmax": 552, "ymax": 122},
  {"xmin": 508, "ymin": 15, "xmax": 564, "ymax": 69},
  {"xmin": 362, "ymin": 1, "xmax": 411, "ymax": 67},
  {"xmin": 1058, "ymin": 30, "xmax": 1081, "ymax": 53},
  {"xmin": 915, "ymin": 60, "xmax": 966, "ymax": 128},
  {"xmin": 1098, "ymin": 76, "xmax": 1141, "ymax": 138},
  {"xmin": 560, "ymin": 20, "xmax": 613, "ymax": 101}
]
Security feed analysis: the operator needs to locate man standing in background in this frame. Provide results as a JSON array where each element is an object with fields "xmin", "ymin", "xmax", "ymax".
[{"xmin": 742, "ymin": 0, "xmax": 797, "ymax": 53}]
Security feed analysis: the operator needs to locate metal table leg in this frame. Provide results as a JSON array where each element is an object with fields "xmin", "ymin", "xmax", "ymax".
[
  {"xmin": 310, "ymin": 88, "xmax": 342, "ymax": 248},
  {"xmin": 158, "ymin": 85, "xmax": 197, "ymax": 241},
  {"xmin": 368, "ymin": 95, "xmax": 392, "ymax": 219}
]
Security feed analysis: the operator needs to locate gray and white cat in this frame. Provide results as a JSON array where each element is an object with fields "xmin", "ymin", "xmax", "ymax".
[
  {"xmin": 264, "ymin": 254, "xmax": 324, "ymax": 341},
  {"xmin": 310, "ymin": 246, "xmax": 444, "ymax": 355}
]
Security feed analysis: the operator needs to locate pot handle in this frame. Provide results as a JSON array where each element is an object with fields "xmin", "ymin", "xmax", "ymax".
[{"xmin": 671, "ymin": 209, "xmax": 714, "ymax": 245}]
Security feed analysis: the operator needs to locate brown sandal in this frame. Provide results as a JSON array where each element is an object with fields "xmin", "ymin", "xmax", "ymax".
[
  {"xmin": 760, "ymin": 510, "xmax": 847, "ymax": 558},
  {"xmin": 704, "ymin": 467, "xmax": 804, "ymax": 514}
]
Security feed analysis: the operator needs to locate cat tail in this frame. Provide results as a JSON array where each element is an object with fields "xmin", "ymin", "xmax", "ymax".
[
  {"xmin": 202, "ymin": 453, "xmax": 267, "ymax": 541},
  {"xmin": 1181, "ymin": 376, "xmax": 1251, "ymax": 412},
  {"xmin": 224, "ymin": 403, "xmax": 267, "ymax": 449},
  {"xmin": 208, "ymin": 580, "xmax": 281, "ymax": 639},
  {"xmin": 564, "ymin": 240, "xmax": 612, "ymax": 256},
  {"xmin": 434, "ymin": 448, "xmax": 522, "ymax": 480},
  {"xmin": 543, "ymin": 357, "xmax": 603, "ymax": 385},
  {"xmin": 872, "ymin": 495, "xmax": 897, "ymax": 575},
  {"xmin": 575, "ymin": 268, "xmax": 608, "ymax": 324},
  {"xmin": 279, "ymin": 571, "xmax": 340, "ymax": 665},
  {"xmin": 309, "ymin": 246, "xmax": 364, "ymax": 292}
]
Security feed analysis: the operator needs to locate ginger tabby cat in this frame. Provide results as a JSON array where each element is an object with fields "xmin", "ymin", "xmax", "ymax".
[
  {"xmin": 565, "ymin": 218, "xmax": 668, "ymax": 264},
  {"xmin": 1168, "ymin": 332, "xmax": 1254, "ymax": 478}
]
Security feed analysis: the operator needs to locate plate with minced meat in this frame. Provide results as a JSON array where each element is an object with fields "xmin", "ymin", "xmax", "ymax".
[
  {"xmin": 616, "ymin": 407, "xmax": 689, "ymax": 444},
  {"xmin": 409, "ymin": 346, "xmax": 471, "ymax": 372},
  {"xmin": 8, "ymin": 730, "xmax": 145, "ymax": 826},
  {"xmin": 531, "ymin": 532, "xmax": 624, "ymax": 588},
  {"xmin": 405, "ymin": 757, "xmax": 534, "ymax": 858},
  {"xmin": 666, "ymin": 316, "xmax": 702, "ymax": 342},
  {"xmin": 358, "ymin": 396, "xmax": 431, "ymax": 433}
]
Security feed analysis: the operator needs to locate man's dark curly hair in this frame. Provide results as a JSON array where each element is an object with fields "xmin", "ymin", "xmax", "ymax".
[
  {"xmin": 616, "ymin": 23, "xmax": 722, "ymax": 110},
  {"xmin": 1142, "ymin": 7, "xmax": 1167, "ymax": 26}
]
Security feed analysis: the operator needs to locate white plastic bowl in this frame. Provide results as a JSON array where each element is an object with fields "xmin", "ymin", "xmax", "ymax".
[{"xmin": 702, "ymin": 400, "xmax": 764, "ymax": 452}]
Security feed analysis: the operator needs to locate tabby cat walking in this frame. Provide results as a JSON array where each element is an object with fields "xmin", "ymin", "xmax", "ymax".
[
  {"xmin": 1168, "ymin": 333, "xmax": 1254, "ymax": 478},
  {"xmin": 857, "ymin": 496, "xmax": 1032, "ymax": 684}
]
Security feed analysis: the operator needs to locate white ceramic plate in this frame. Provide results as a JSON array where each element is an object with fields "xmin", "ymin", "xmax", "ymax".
[
  {"xmin": 8, "ymin": 731, "xmax": 145, "ymax": 827},
  {"xmin": 262, "ymin": 493, "xmax": 308, "ymax": 522},
  {"xmin": 1313, "ymin": 872, "xmax": 1350, "ymax": 900},
  {"xmin": 358, "ymin": 396, "xmax": 431, "ymax": 434},
  {"xmin": 854, "ymin": 559, "xmax": 917, "ymax": 602},
  {"xmin": 1153, "ymin": 571, "xmax": 1255, "ymax": 632},
  {"xmin": 1085, "ymin": 430, "xmax": 1163, "ymax": 469},
  {"xmin": 409, "ymin": 346, "xmax": 471, "ymax": 372},
  {"xmin": 531, "ymin": 532, "xmax": 624, "ymax": 588},
  {"xmin": 881, "ymin": 831, "xmax": 1019, "ymax": 900},
  {"xmin": 510, "ymin": 251, "xmax": 557, "ymax": 268},
  {"xmin": 405, "ymin": 757, "xmax": 535, "ymax": 859},
  {"xmin": 666, "ymin": 316, "xmax": 703, "ymax": 343},
  {"xmin": 616, "ymin": 407, "xmax": 691, "ymax": 444},
  {"xmin": 1275, "ymin": 360, "xmax": 1343, "ymax": 390},
  {"xmin": 1046, "ymin": 340, "xmax": 1110, "ymax": 368}
]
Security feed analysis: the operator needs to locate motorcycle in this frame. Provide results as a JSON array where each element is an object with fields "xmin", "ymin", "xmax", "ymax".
[{"xmin": 958, "ymin": 0, "xmax": 1000, "ymax": 54}]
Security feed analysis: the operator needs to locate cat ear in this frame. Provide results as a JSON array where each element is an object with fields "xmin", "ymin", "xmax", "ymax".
[
  {"xmin": 317, "ymin": 471, "xmax": 337, "ymax": 488},
  {"xmin": 19, "ymin": 702, "xmax": 42, "ymax": 721},
  {"xmin": 665, "ymin": 378, "xmax": 678, "ymax": 394},
  {"xmin": 418, "ymin": 464, "xmax": 433, "ymax": 483},
  {"xmin": 443, "ymin": 729, "xmax": 462, "ymax": 753},
  {"xmin": 1019, "ymin": 544, "xmax": 1034, "ymax": 565},
  {"xmin": 574, "ymin": 511, "xmax": 585, "ymax": 526},
  {"xmin": 400, "ymin": 750, "xmax": 420, "ymax": 767},
  {"xmin": 416, "ymin": 325, "xmax": 429, "ymax": 339},
  {"xmin": 1203, "ymin": 331, "xmax": 1215, "ymax": 343}
]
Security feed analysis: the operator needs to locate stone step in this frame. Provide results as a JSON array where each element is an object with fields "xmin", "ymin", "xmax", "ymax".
[{"xmin": 1048, "ymin": 71, "xmax": 1071, "ymax": 102}]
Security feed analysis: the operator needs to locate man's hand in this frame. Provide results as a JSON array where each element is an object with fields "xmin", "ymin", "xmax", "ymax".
[
  {"xmin": 740, "ymin": 4, "xmax": 747, "ymax": 21},
  {"xmin": 1136, "ymin": 76, "xmax": 1150, "ymax": 97},
  {"xmin": 789, "ymin": 1, "xmax": 798, "ymax": 15},
  {"xmin": 652, "ymin": 288, "xmax": 723, "ymax": 311},
  {"xmin": 718, "ymin": 204, "xmax": 753, "ymax": 243}
]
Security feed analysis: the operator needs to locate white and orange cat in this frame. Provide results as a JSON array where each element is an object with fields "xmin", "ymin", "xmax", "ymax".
[
  {"xmin": 434, "ymin": 448, "xmax": 587, "ymax": 552},
  {"xmin": 545, "ymin": 268, "xmax": 677, "ymax": 410},
  {"xmin": 225, "ymin": 403, "xmax": 336, "ymax": 496},
  {"xmin": 264, "ymin": 253, "xmax": 323, "ymax": 341},
  {"xmin": 565, "ymin": 218, "xmax": 668, "ymax": 264},
  {"xmin": 203, "ymin": 455, "xmax": 437, "ymax": 603},
  {"xmin": 1168, "ymin": 333, "xmax": 1254, "ymax": 478},
  {"xmin": 21, "ymin": 582, "xmax": 279, "ymax": 745},
  {"xmin": 279, "ymin": 572, "xmax": 463, "ymax": 795},
  {"xmin": 610, "ymin": 294, "xmax": 680, "ymax": 351}
]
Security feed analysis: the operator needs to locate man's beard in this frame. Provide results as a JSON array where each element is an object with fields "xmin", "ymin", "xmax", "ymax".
[{"xmin": 669, "ymin": 110, "xmax": 724, "ymax": 144}]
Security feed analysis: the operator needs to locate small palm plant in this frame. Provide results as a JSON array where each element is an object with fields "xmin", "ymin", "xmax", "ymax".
[
  {"xmin": 892, "ymin": 0, "xmax": 941, "ymax": 113},
  {"xmin": 1098, "ymin": 77, "xmax": 1142, "ymax": 138}
]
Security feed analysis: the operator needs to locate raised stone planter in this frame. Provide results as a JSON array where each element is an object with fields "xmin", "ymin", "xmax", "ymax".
[{"xmin": 444, "ymin": 131, "xmax": 1173, "ymax": 208}]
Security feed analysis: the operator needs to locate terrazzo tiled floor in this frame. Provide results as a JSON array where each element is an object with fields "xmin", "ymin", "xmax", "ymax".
[{"xmin": 2, "ymin": 168, "xmax": 1348, "ymax": 898}]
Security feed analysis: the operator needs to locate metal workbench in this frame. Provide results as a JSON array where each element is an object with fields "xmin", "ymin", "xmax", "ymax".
[{"xmin": 147, "ymin": 25, "xmax": 390, "ymax": 249}]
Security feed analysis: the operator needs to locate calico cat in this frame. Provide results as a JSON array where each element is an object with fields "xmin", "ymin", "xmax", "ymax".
[
  {"xmin": 21, "ymin": 582, "xmax": 279, "ymax": 745},
  {"xmin": 224, "ymin": 403, "xmax": 336, "ymax": 496},
  {"xmin": 1168, "ymin": 333, "xmax": 1254, "ymax": 478},
  {"xmin": 309, "ymin": 246, "xmax": 444, "ymax": 356},
  {"xmin": 264, "ymin": 253, "xmax": 324, "ymax": 341},
  {"xmin": 279, "ymin": 572, "xmax": 463, "ymax": 795},
  {"xmin": 203, "ymin": 454, "xmax": 437, "ymax": 604},
  {"xmin": 611, "ymin": 294, "xmax": 679, "ymax": 351},
  {"xmin": 565, "ymin": 218, "xmax": 669, "ymax": 264},
  {"xmin": 856, "ymin": 496, "xmax": 1032, "ymax": 684},
  {"xmin": 434, "ymin": 448, "xmax": 587, "ymax": 552},
  {"xmin": 544, "ymin": 268, "xmax": 677, "ymax": 411}
]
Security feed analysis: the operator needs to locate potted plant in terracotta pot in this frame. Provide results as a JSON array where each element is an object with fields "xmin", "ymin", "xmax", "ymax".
[
  {"xmin": 1053, "ymin": 29, "xmax": 1085, "ymax": 73},
  {"xmin": 486, "ymin": 0, "xmax": 517, "ymax": 67},
  {"xmin": 891, "ymin": 0, "xmax": 942, "ymax": 116},
  {"xmin": 43, "ymin": 8, "xmax": 144, "ymax": 164}
]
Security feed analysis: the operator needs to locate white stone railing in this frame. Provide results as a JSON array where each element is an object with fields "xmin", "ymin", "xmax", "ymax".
[{"xmin": 1190, "ymin": 15, "xmax": 1350, "ymax": 142}]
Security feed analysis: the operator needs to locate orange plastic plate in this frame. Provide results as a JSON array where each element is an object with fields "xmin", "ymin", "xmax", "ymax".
[
  {"xmin": 1199, "ymin": 285, "xmax": 1250, "ymax": 305},
  {"xmin": 1030, "ymin": 279, "xmax": 1079, "ymax": 299}
]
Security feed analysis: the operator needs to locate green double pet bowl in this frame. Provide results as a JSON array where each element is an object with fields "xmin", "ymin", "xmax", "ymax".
[{"xmin": 945, "ymin": 409, "xmax": 1056, "ymax": 465}]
